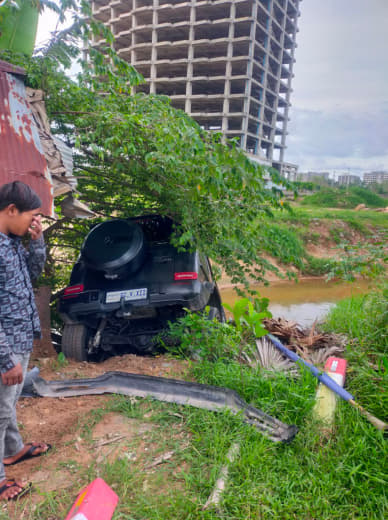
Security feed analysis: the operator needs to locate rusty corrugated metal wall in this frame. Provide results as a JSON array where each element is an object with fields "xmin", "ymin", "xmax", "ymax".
[{"xmin": 0, "ymin": 60, "xmax": 53, "ymax": 216}]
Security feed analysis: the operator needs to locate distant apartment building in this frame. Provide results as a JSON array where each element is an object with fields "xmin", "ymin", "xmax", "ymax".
[
  {"xmin": 363, "ymin": 171, "xmax": 388, "ymax": 185},
  {"xmin": 337, "ymin": 174, "xmax": 361, "ymax": 186},
  {"xmin": 297, "ymin": 171, "xmax": 330, "ymax": 183},
  {"xmin": 91, "ymin": 0, "xmax": 302, "ymax": 171}
]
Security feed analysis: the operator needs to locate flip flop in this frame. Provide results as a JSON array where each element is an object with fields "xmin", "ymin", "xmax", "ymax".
[
  {"xmin": 0, "ymin": 480, "xmax": 32, "ymax": 501},
  {"xmin": 4, "ymin": 443, "xmax": 52, "ymax": 466}
]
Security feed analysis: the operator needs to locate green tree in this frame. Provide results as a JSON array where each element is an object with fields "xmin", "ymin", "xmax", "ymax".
[{"xmin": 2, "ymin": 0, "xmax": 295, "ymax": 291}]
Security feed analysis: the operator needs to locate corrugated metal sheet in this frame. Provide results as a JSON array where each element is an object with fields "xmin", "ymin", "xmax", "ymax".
[
  {"xmin": 0, "ymin": 65, "xmax": 53, "ymax": 216},
  {"xmin": 0, "ymin": 59, "xmax": 25, "ymax": 76},
  {"xmin": 53, "ymin": 136, "xmax": 77, "ymax": 189}
]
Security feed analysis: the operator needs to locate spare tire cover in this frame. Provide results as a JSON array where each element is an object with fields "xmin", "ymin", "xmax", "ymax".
[{"xmin": 81, "ymin": 220, "xmax": 145, "ymax": 273}]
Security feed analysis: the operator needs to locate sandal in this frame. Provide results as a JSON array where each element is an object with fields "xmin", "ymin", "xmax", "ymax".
[
  {"xmin": 4, "ymin": 442, "xmax": 52, "ymax": 466},
  {"xmin": 0, "ymin": 480, "xmax": 32, "ymax": 501}
]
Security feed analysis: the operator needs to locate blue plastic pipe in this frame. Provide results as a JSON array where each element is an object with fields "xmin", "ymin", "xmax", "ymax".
[
  {"xmin": 267, "ymin": 334, "xmax": 354, "ymax": 401},
  {"xmin": 267, "ymin": 334, "xmax": 387, "ymax": 431}
]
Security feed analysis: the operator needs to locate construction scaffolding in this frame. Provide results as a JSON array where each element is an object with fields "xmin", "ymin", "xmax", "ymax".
[{"xmin": 91, "ymin": 0, "xmax": 301, "ymax": 167}]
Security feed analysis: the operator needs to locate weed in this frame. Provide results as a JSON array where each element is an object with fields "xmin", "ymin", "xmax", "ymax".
[
  {"xmin": 329, "ymin": 226, "xmax": 348, "ymax": 244},
  {"xmin": 57, "ymin": 459, "xmax": 81, "ymax": 473},
  {"xmin": 49, "ymin": 351, "xmax": 69, "ymax": 371},
  {"xmin": 326, "ymin": 238, "xmax": 387, "ymax": 282},
  {"xmin": 299, "ymin": 229, "xmax": 321, "ymax": 245},
  {"xmin": 56, "ymin": 351, "xmax": 68, "ymax": 367},
  {"xmin": 344, "ymin": 217, "xmax": 368, "ymax": 234},
  {"xmin": 224, "ymin": 296, "xmax": 271, "ymax": 338},
  {"xmin": 162, "ymin": 308, "xmax": 242, "ymax": 362},
  {"xmin": 301, "ymin": 255, "xmax": 336, "ymax": 276}
]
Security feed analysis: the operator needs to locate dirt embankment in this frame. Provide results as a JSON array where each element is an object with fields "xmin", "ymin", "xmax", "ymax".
[
  {"xmin": 300, "ymin": 218, "xmax": 367, "ymax": 259},
  {"xmin": 219, "ymin": 218, "xmax": 373, "ymax": 287}
]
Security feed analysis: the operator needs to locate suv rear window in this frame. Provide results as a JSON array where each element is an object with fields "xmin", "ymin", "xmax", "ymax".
[{"xmin": 132, "ymin": 215, "xmax": 174, "ymax": 243}]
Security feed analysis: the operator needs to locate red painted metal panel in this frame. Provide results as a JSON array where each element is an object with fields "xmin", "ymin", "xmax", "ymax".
[{"xmin": 0, "ymin": 68, "xmax": 53, "ymax": 216}]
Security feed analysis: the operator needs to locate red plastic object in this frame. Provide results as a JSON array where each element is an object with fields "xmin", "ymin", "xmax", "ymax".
[
  {"xmin": 64, "ymin": 478, "xmax": 119, "ymax": 520},
  {"xmin": 324, "ymin": 357, "xmax": 347, "ymax": 387}
]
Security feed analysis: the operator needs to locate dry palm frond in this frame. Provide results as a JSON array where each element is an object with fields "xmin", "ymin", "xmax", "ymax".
[
  {"xmin": 245, "ymin": 337, "xmax": 300, "ymax": 377},
  {"xmin": 260, "ymin": 318, "xmax": 348, "ymax": 368}
]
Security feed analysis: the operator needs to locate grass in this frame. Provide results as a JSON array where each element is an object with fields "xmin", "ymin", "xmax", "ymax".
[
  {"xmin": 7, "ymin": 285, "xmax": 388, "ymax": 519},
  {"xmin": 299, "ymin": 186, "xmax": 387, "ymax": 209},
  {"xmin": 256, "ymin": 222, "xmax": 306, "ymax": 270},
  {"xmin": 10, "ymin": 275, "xmax": 385, "ymax": 513},
  {"xmin": 322, "ymin": 282, "xmax": 388, "ymax": 418},
  {"xmin": 9, "ymin": 201, "xmax": 388, "ymax": 520},
  {"xmin": 275, "ymin": 206, "xmax": 388, "ymax": 230},
  {"xmin": 100, "ymin": 360, "xmax": 386, "ymax": 520}
]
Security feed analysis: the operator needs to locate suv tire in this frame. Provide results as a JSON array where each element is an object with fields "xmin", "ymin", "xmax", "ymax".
[
  {"xmin": 62, "ymin": 323, "xmax": 90, "ymax": 361},
  {"xmin": 207, "ymin": 306, "xmax": 225, "ymax": 322}
]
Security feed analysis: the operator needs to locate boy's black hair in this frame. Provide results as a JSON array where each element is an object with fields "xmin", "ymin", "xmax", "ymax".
[{"xmin": 0, "ymin": 181, "xmax": 41, "ymax": 212}]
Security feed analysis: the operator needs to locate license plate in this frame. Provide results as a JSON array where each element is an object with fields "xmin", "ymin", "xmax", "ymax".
[{"xmin": 105, "ymin": 288, "xmax": 147, "ymax": 304}]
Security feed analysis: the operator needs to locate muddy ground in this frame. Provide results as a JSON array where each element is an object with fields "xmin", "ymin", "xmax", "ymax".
[{"xmin": 3, "ymin": 349, "xmax": 189, "ymax": 517}]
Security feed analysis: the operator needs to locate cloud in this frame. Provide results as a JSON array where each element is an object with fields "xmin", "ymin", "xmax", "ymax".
[
  {"xmin": 286, "ymin": 106, "xmax": 388, "ymax": 171},
  {"xmin": 292, "ymin": 0, "xmax": 388, "ymax": 110}
]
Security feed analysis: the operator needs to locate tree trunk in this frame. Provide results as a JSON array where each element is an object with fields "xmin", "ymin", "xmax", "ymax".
[{"xmin": 34, "ymin": 285, "xmax": 57, "ymax": 358}]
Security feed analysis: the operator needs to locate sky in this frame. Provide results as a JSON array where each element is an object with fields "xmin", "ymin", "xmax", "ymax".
[
  {"xmin": 286, "ymin": 0, "xmax": 388, "ymax": 175},
  {"xmin": 36, "ymin": 0, "xmax": 388, "ymax": 177}
]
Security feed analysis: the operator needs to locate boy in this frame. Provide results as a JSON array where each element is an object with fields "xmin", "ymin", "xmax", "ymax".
[{"xmin": 0, "ymin": 181, "xmax": 51, "ymax": 500}]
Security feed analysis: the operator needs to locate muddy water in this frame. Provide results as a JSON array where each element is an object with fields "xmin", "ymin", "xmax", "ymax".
[{"xmin": 220, "ymin": 279, "xmax": 370, "ymax": 327}]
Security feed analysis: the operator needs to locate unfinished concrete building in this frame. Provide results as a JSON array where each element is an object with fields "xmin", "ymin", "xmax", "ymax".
[{"xmin": 91, "ymin": 0, "xmax": 301, "ymax": 168}]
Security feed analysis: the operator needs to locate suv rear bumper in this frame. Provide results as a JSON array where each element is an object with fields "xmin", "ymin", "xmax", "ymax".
[{"xmin": 59, "ymin": 281, "xmax": 214, "ymax": 320}]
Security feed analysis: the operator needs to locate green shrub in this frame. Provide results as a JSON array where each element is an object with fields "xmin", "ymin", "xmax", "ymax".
[
  {"xmin": 301, "ymin": 255, "xmax": 335, "ymax": 276},
  {"xmin": 162, "ymin": 309, "xmax": 242, "ymax": 362},
  {"xmin": 350, "ymin": 186, "xmax": 387, "ymax": 208}
]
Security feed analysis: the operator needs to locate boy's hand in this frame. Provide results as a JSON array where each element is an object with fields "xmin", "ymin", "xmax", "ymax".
[
  {"xmin": 1, "ymin": 363, "xmax": 23, "ymax": 386},
  {"xmin": 29, "ymin": 215, "xmax": 43, "ymax": 240}
]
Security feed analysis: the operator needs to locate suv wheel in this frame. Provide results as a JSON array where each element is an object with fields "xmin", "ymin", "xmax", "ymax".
[
  {"xmin": 207, "ymin": 306, "xmax": 225, "ymax": 322},
  {"xmin": 134, "ymin": 334, "xmax": 159, "ymax": 355},
  {"xmin": 61, "ymin": 323, "xmax": 90, "ymax": 361}
]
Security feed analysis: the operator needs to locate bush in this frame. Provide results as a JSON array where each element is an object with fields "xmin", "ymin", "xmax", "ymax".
[
  {"xmin": 301, "ymin": 255, "xmax": 335, "ymax": 276},
  {"xmin": 162, "ymin": 309, "xmax": 242, "ymax": 362}
]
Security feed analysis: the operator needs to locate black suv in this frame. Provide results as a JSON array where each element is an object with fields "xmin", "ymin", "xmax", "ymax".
[{"xmin": 59, "ymin": 215, "xmax": 224, "ymax": 360}]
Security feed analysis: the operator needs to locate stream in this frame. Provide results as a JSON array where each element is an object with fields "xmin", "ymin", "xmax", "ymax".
[{"xmin": 220, "ymin": 278, "xmax": 370, "ymax": 327}]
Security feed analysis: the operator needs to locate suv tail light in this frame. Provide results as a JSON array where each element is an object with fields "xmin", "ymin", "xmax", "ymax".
[
  {"xmin": 174, "ymin": 272, "xmax": 198, "ymax": 281},
  {"xmin": 63, "ymin": 284, "xmax": 84, "ymax": 297}
]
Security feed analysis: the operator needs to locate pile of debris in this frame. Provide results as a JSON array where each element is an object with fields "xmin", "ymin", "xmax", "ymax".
[{"xmin": 263, "ymin": 317, "xmax": 347, "ymax": 366}]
